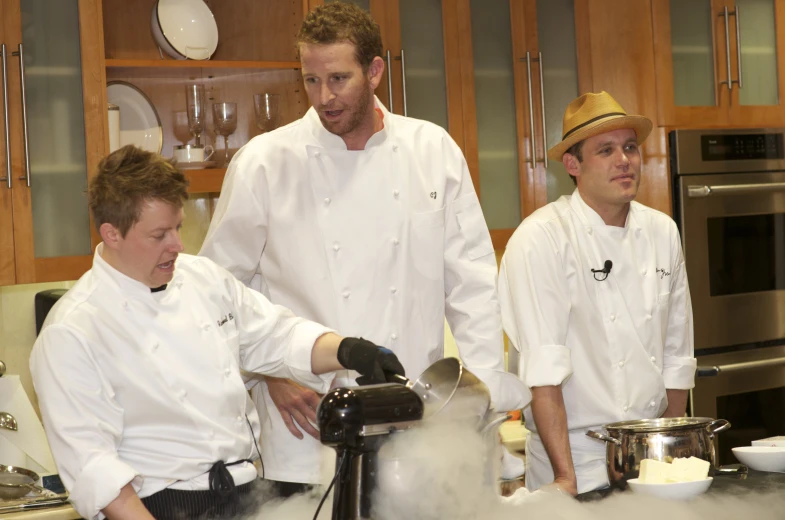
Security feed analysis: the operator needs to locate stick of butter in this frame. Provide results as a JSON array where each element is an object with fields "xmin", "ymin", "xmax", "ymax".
[
  {"xmin": 668, "ymin": 456, "xmax": 710, "ymax": 483},
  {"xmin": 639, "ymin": 459, "xmax": 672, "ymax": 483}
]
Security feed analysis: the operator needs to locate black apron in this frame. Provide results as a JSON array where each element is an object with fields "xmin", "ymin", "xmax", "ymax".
[{"xmin": 141, "ymin": 460, "xmax": 257, "ymax": 519}]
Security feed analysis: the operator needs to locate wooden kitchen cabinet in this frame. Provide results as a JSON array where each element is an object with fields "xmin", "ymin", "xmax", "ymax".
[
  {"xmin": 653, "ymin": 0, "xmax": 785, "ymax": 127},
  {"xmin": 102, "ymin": 0, "xmax": 311, "ymax": 192},
  {"xmin": 0, "ymin": 0, "xmax": 106, "ymax": 286}
]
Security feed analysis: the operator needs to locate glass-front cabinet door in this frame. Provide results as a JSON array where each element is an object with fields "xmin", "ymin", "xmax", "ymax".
[
  {"xmin": 0, "ymin": 0, "xmax": 16, "ymax": 286},
  {"xmin": 654, "ymin": 0, "xmax": 785, "ymax": 127},
  {"xmin": 3, "ymin": 0, "xmax": 105, "ymax": 285},
  {"xmin": 728, "ymin": 0, "xmax": 785, "ymax": 125}
]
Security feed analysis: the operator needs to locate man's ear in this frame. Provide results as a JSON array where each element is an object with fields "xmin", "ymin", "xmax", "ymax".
[
  {"xmin": 367, "ymin": 56, "xmax": 385, "ymax": 90},
  {"xmin": 99, "ymin": 222, "xmax": 122, "ymax": 249},
  {"xmin": 563, "ymin": 153, "xmax": 581, "ymax": 181}
]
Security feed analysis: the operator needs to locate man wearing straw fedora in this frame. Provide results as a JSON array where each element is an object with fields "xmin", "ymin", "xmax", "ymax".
[{"xmin": 498, "ymin": 92, "xmax": 696, "ymax": 495}]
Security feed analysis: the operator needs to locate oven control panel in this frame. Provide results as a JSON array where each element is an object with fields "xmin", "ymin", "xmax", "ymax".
[{"xmin": 701, "ymin": 133, "xmax": 784, "ymax": 161}]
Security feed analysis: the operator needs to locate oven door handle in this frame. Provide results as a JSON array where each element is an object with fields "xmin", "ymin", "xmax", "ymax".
[
  {"xmin": 688, "ymin": 182, "xmax": 785, "ymax": 198},
  {"xmin": 697, "ymin": 356, "xmax": 785, "ymax": 377}
]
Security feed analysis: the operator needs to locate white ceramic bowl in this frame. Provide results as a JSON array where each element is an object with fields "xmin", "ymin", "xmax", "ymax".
[
  {"xmin": 627, "ymin": 477, "xmax": 713, "ymax": 500},
  {"xmin": 151, "ymin": 0, "xmax": 218, "ymax": 60},
  {"xmin": 732, "ymin": 446, "xmax": 785, "ymax": 472}
]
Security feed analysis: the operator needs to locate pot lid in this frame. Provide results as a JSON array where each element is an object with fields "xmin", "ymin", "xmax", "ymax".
[{"xmin": 602, "ymin": 417, "xmax": 717, "ymax": 433}]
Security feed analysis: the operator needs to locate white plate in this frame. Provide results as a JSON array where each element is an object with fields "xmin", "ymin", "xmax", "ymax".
[
  {"xmin": 627, "ymin": 477, "xmax": 713, "ymax": 500},
  {"xmin": 174, "ymin": 160, "xmax": 216, "ymax": 170},
  {"xmin": 153, "ymin": 0, "xmax": 218, "ymax": 60},
  {"xmin": 732, "ymin": 446, "xmax": 785, "ymax": 472},
  {"xmin": 107, "ymin": 82, "xmax": 163, "ymax": 154}
]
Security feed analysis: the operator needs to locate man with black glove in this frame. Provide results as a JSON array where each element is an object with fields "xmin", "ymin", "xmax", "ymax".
[{"xmin": 30, "ymin": 145, "xmax": 406, "ymax": 520}]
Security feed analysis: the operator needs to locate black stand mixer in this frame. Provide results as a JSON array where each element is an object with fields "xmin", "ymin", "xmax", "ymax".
[{"xmin": 316, "ymin": 358, "xmax": 492, "ymax": 520}]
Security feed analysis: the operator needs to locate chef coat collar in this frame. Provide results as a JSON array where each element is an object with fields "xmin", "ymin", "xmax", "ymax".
[
  {"xmin": 305, "ymin": 95, "xmax": 390, "ymax": 151},
  {"xmin": 92, "ymin": 243, "xmax": 180, "ymax": 301},
  {"xmin": 570, "ymin": 189, "xmax": 641, "ymax": 231}
]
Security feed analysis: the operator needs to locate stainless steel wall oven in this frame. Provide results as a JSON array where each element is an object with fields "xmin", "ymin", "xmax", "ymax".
[{"xmin": 671, "ymin": 129, "xmax": 785, "ymax": 464}]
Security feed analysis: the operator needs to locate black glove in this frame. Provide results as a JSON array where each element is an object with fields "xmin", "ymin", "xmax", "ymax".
[{"xmin": 337, "ymin": 337, "xmax": 406, "ymax": 385}]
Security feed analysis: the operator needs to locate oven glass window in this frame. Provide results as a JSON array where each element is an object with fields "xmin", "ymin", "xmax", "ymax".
[
  {"xmin": 707, "ymin": 214, "xmax": 785, "ymax": 296},
  {"xmin": 716, "ymin": 388, "xmax": 785, "ymax": 465}
]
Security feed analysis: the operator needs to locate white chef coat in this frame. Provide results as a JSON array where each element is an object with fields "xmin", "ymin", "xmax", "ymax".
[
  {"xmin": 29, "ymin": 245, "xmax": 334, "ymax": 520},
  {"xmin": 199, "ymin": 98, "xmax": 527, "ymax": 484},
  {"xmin": 498, "ymin": 190, "xmax": 696, "ymax": 494}
]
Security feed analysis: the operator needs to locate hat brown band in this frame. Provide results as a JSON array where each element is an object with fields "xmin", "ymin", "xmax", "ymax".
[{"xmin": 562, "ymin": 112, "xmax": 627, "ymax": 140}]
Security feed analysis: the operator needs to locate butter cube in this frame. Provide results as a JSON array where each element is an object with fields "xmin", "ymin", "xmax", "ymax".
[
  {"xmin": 639, "ymin": 459, "xmax": 671, "ymax": 483},
  {"xmin": 668, "ymin": 457, "xmax": 710, "ymax": 482}
]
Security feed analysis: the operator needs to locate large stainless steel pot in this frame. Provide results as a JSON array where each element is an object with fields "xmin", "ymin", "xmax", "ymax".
[{"xmin": 586, "ymin": 417, "xmax": 731, "ymax": 488}]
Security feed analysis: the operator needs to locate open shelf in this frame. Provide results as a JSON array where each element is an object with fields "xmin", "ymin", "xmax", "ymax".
[
  {"xmin": 105, "ymin": 59, "xmax": 301, "ymax": 79},
  {"xmin": 181, "ymin": 168, "xmax": 226, "ymax": 193}
]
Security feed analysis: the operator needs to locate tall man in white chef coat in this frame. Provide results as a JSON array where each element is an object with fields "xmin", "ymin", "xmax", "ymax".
[
  {"xmin": 199, "ymin": 2, "xmax": 526, "ymax": 494},
  {"xmin": 498, "ymin": 92, "xmax": 697, "ymax": 495},
  {"xmin": 30, "ymin": 145, "xmax": 405, "ymax": 520}
]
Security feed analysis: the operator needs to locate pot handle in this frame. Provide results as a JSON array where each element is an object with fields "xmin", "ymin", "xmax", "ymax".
[
  {"xmin": 586, "ymin": 430, "xmax": 622, "ymax": 446},
  {"xmin": 707, "ymin": 419, "xmax": 731, "ymax": 437}
]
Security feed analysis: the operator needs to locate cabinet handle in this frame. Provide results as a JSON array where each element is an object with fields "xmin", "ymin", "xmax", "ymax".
[
  {"xmin": 400, "ymin": 49, "xmax": 408, "ymax": 117},
  {"xmin": 11, "ymin": 44, "xmax": 30, "ymax": 187},
  {"xmin": 524, "ymin": 51, "xmax": 536, "ymax": 169},
  {"xmin": 537, "ymin": 52, "xmax": 547, "ymax": 169},
  {"xmin": 719, "ymin": 6, "xmax": 733, "ymax": 91},
  {"xmin": 732, "ymin": 5, "xmax": 742, "ymax": 88},
  {"xmin": 385, "ymin": 50, "xmax": 394, "ymax": 113},
  {"xmin": 1, "ymin": 44, "xmax": 10, "ymax": 189}
]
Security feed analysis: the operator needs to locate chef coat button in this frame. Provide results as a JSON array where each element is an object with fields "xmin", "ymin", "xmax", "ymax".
[
  {"xmin": 641, "ymin": 269, "xmax": 647, "ymax": 276},
  {"xmin": 324, "ymin": 197, "xmax": 331, "ymax": 205},
  {"xmin": 122, "ymin": 301, "xmax": 129, "ymax": 309},
  {"xmin": 623, "ymin": 405, "xmax": 629, "ymax": 412},
  {"xmin": 151, "ymin": 343, "xmax": 159, "ymax": 352},
  {"xmin": 391, "ymin": 333, "xmax": 398, "ymax": 340},
  {"xmin": 618, "ymin": 361, "xmax": 625, "ymax": 368},
  {"xmin": 237, "ymin": 415, "xmax": 244, "ymax": 423},
  {"xmin": 390, "ymin": 286, "xmax": 397, "ymax": 294},
  {"xmin": 392, "ymin": 144, "xmax": 399, "ymax": 152},
  {"xmin": 649, "ymin": 401, "xmax": 656, "ymax": 407},
  {"xmin": 178, "ymin": 390, "xmax": 187, "ymax": 402},
  {"xmin": 333, "ymin": 243, "xmax": 340, "ymax": 251},
  {"xmin": 202, "ymin": 324, "xmax": 210, "ymax": 331},
  {"xmin": 392, "ymin": 238, "xmax": 400, "ymax": 246},
  {"xmin": 224, "ymin": 368, "xmax": 231, "ymax": 378},
  {"xmin": 342, "ymin": 291, "xmax": 350, "ymax": 299},
  {"xmin": 208, "ymin": 429, "xmax": 215, "ymax": 439},
  {"xmin": 587, "ymin": 228, "xmax": 593, "ymax": 235},
  {"xmin": 393, "ymin": 190, "xmax": 400, "ymax": 198},
  {"xmin": 315, "ymin": 151, "xmax": 322, "ymax": 158},
  {"xmin": 645, "ymin": 314, "xmax": 652, "ymax": 321},
  {"xmin": 650, "ymin": 356, "xmax": 656, "ymax": 363},
  {"xmin": 609, "ymin": 314, "xmax": 616, "ymax": 322}
]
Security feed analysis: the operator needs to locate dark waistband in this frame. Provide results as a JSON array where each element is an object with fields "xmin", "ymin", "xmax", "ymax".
[{"xmin": 141, "ymin": 480, "xmax": 256, "ymax": 520}]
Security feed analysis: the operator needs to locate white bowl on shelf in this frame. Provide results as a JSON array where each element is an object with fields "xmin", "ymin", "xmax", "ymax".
[
  {"xmin": 151, "ymin": 0, "xmax": 218, "ymax": 60},
  {"xmin": 732, "ymin": 446, "xmax": 785, "ymax": 472},
  {"xmin": 627, "ymin": 477, "xmax": 713, "ymax": 500}
]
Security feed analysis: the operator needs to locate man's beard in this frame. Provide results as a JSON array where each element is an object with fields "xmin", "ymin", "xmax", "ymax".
[{"xmin": 321, "ymin": 84, "xmax": 373, "ymax": 137}]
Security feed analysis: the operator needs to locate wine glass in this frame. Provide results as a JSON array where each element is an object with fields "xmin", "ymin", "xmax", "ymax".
[
  {"xmin": 186, "ymin": 84, "xmax": 205, "ymax": 146},
  {"xmin": 254, "ymin": 93, "xmax": 281, "ymax": 134},
  {"xmin": 212, "ymin": 102, "xmax": 237, "ymax": 166}
]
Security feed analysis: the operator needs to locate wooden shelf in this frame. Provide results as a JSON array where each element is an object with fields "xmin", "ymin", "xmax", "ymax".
[
  {"xmin": 105, "ymin": 59, "xmax": 300, "ymax": 79},
  {"xmin": 182, "ymin": 168, "xmax": 226, "ymax": 193}
]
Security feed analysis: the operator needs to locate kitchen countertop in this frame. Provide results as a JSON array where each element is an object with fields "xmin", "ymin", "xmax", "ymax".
[
  {"xmin": 0, "ymin": 504, "xmax": 78, "ymax": 519},
  {"xmin": 577, "ymin": 466, "xmax": 785, "ymax": 502}
]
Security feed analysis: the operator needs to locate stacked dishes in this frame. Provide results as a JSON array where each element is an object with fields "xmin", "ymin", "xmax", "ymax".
[
  {"xmin": 151, "ymin": 0, "xmax": 219, "ymax": 60},
  {"xmin": 106, "ymin": 82, "xmax": 163, "ymax": 154},
  {"xmin": 732, "ymin": 447, "xmax": 785, "ymax": 472}
]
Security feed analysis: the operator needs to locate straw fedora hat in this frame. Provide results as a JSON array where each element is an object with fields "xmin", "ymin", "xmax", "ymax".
[{"xmin": 547, "ymin": 91, "xmax": 652, "ymax": 163}]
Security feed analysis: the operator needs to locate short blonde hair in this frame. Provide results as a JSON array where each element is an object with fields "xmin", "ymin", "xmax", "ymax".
[{"xmin": 88, "ymin": 145, "xmax": 189, "ymax": 237}]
